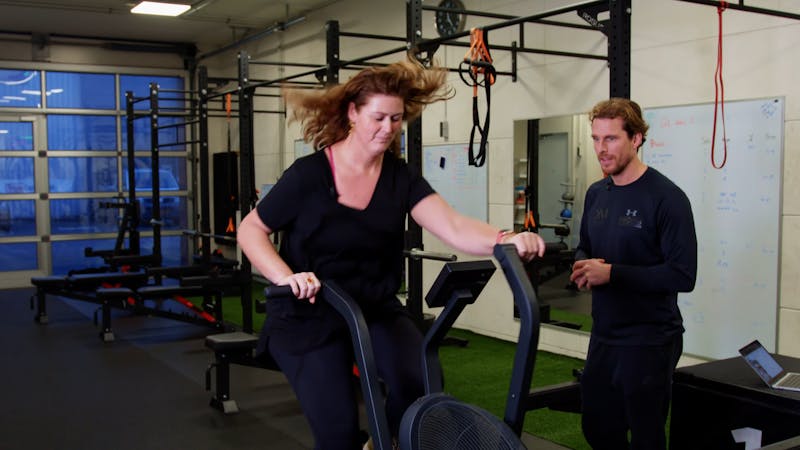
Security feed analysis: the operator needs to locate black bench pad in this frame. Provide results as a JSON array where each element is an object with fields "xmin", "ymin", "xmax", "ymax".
[
  {"xmin": 205, "ymin": 331, "xmax": 258, "ymax": 351},
  {"xmin": 31, "ymin": 276, "xmax": 69, "ymax": 289},
  {"xmin": 95, "ymin": 287, "xmax": 136, "ymax": 300},
  {"xmin": 68, "ymin": 272, "xmax": 148, "ymax": 289}
]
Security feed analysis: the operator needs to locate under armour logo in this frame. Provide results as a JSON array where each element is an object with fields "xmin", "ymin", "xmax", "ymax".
[{"xmin": 619, "ymin": 209, "xmax": 643, "ymax": 229}]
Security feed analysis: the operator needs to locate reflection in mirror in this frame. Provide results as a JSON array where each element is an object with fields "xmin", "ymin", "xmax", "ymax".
[{"xmin": 513, "ymin": 114, "xmax": 598, "ymax": 333}]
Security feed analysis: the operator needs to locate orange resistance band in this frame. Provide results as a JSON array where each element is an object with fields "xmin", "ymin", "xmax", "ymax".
[
  {"xmin": 464, "ymin": 28, "xmax": 495, "ymax": 94},
  {"xmin": 711, "ymin": 1, "xmax": 728, "ymax": 169},
  {"xmin": 524, "ymin": 210, "xmax": 537, "ymax": 233},
  {"xmin": 224, "ymin": 92, "xmax": 237, "ymax": 234}
]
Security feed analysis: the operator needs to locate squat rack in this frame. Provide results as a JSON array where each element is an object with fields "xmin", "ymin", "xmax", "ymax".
[
  {"xmin": 203, "ymin": 55, "xmax": 326, "ymax": 332},
  {"xmin": 125, "ymin": 82, "xmax": 203, "ymax": 268}
]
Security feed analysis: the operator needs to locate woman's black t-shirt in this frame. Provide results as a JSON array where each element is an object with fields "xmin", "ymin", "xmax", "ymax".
[{"xmin": 255, "ymin": 149, "xmax": 434, "ymax": 353}]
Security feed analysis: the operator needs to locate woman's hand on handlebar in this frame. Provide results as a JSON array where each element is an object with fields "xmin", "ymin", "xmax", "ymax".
[
  {"xmin": 280, "ymin": 272, "xmax": 321, "ymax": 303},
  {"xmin": 503, "ymin": 231, "xmax": 546, "ymax": 262}
]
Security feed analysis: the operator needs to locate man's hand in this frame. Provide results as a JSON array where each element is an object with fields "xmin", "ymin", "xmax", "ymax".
[{"xmin": 570, "ymin": 258, "xmax": 610, "ymax": 290}]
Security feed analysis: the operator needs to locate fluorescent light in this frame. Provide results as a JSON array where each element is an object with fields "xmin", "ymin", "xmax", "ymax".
[{"xmin": 131, "ymin": 1, "xmax": 191, "ymax": 17}]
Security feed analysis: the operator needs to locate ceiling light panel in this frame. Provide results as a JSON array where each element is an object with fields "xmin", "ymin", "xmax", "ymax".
[{"xmin": 131, "ymin": 1, "xmax": 191, "ymax": 17}]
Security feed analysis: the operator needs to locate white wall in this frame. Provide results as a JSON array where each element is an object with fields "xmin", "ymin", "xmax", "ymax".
[{"xmin": 0, "ymin": 39, "xmax": 186, "ymax": 69}]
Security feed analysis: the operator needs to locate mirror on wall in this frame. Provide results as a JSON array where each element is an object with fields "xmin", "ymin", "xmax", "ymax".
[{"xmin": 513, "ymin": 114, "xmax": 600, "ymax": 333}]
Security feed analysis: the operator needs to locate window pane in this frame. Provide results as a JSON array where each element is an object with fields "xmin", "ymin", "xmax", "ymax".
[
  {"xmin": 120, "ymin": 156, "xmax": 187, "ymax": 230},
  {"xmin": 0, "ymin": 157, "xmax": 34, "ymax": 193},
  {"xmin": 0, "ymin": 69, "xmax": 41, "ymax": 108},
  {"xmin": 119, "ymin": 75, "xmax": 184, "ymax": 111},
  {"xmin": 155, "ymin": 116, "xmax": 187, "ymax": 151},
  {"xmin": 48, "ymin": 157, "xmax": 117, "ymax": 193},
  {"xmin": 122, "ymin": 156, "xmax": 187, "ymax": 190},
  {"xmin": 50, "ymin": 237, "xmax": 187, "ymax": 274},
  {"xmin": 0, "ymin": 121, "xmax": 34, "ymax": 150},
  {"xmin": 134, "ymin": 196, "xmax": 188, "ymax": 231},
  {"xmin": 0, "ymin": 199, "xmax": 35, "ymax": 236},
  {"xmin": 0, "ymin": 242, "xmax": 37, "ymax": 271},
  {"xmin": 141, "ymin": 235, "xmax": 188, "ymax": 267},
  {"xmin": 47, "ymin": 115, "xmax": 117, "ymax": 150},
  {"xmin": 45, "ymin": 72, "xmax": 115, "ymax": 110},
  {"xmin": 50, "ymin": 198, "xmax": 119, "ymax": 234},
  {"xmin": 122, "ymin": 115, "xmax": 186, "ymax": 151},
  {"xmin": 51, "ymin": 238, "xmax": 114, "ymax": 275}
]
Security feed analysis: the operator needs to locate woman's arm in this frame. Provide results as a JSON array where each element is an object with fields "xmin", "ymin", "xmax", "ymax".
[
  {"xmin": 410, "ymin": 193, "xmax": 545, "ymax": 260},
  {"xmin": 237, "ymin": 209, "xmax": 320, "ymax": 301}
]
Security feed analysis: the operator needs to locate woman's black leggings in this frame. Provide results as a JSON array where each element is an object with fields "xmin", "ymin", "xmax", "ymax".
[{"xmin": 270, "ymin": 314, "xmax": 425, "ymax": 450}]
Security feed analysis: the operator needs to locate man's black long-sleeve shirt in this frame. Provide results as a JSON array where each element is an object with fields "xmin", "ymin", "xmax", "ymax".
[{"xmin": 575, "ymin": 167, "xmax": 698, "ymax": 345}]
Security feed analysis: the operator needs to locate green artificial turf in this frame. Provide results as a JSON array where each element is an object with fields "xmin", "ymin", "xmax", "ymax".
[{"xmin": 196, "ymin": 283, "xmax": 590, "ymax": 449}]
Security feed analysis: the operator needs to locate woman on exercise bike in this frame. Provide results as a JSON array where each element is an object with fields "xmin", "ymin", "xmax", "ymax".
[{"xmin": 237, "ymin": 54, "xmax": 545, "ymax": 450}]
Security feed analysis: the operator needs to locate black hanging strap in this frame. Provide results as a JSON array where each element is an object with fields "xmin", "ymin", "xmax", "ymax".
[{"xmin": 459, "ymin": 28, "xmax": 495, "ymax": 168}]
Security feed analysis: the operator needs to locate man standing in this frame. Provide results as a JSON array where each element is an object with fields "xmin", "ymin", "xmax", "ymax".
[{"xmin": 570, "ymin": 98, "xmax": 698, "ymax": 450}]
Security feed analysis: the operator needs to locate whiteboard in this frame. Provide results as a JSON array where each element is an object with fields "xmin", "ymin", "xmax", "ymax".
[
  {"xmin": 423, "ymin": 143, "xmax": 487, "ymax": 221},
  {"xmin": 642, "ymin": 97, "xmax": 783, "ymax": 360}
]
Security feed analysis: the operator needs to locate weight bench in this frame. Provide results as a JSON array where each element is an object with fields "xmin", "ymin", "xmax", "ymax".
[
  {"xmin": 30, "ymin": 276, "xmax": 69, "ymax": 324},
  {"xmin": 204, "ymin": 331, "xmax": 279, "ymax": 414},
  {"xmin": 92, "ymin": 284, "xmax": 227, "ymax": 342},
  {"xmin": 32, "ymin": 268, "xmax": 227, "ymax": 341},
  {"xmin": 31, "ymin": 272, "xmax": 149, "ymax": 325},
  {"xmin": 93, "ymin": 287, "xmax": 141, "ymax": 342}
]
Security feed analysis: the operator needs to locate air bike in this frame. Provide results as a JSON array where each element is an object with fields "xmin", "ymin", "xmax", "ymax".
[{"xmin": 264, "ymin": 244, "xmax": 540, "ymax": 449}]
